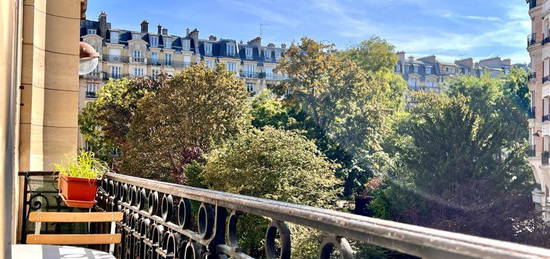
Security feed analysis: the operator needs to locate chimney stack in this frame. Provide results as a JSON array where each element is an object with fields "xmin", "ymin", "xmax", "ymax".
[
  {"xmin": 408, "ymin": 56, "xmax": 414, "ymax": 63},
  {"xmin": 162, "ymin": 28, "xmax": 168, "ymax": 35},
  {"xmin": 185, "ymin": 28, "xmax": 190, "ymax": 36},
  {"xmin": 99, "ymin": 11, "xmax": 108, "ymax": 39},
  {"xmin": 281, "ymin": 43, "xmax": 287, "ymax": 49},
  {"xmin": 157, "ymin": 24, "xmax": 162, "ymax": 35},
  {"xmin": 208, "ymin": 35, "xmax": 217, "ymax": 41},
  {"xmin": 140, "ymin": 20, "xmax": 149, "ymax": 33}
]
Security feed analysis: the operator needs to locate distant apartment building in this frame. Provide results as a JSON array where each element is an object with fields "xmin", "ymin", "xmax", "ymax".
[
  {"xmin": 79, "ymin": 12, "xmax": 287, "ymax": 148},
  {"xmin": 526, "ymin": 0, "xmax": 550, "ymax": 221},
  {"xmin": 395, "ymin": 52, "xmax": 513, "ymax": 92}
]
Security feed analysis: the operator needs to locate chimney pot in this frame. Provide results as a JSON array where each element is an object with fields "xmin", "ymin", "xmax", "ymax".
[
  {"xmin": 209, "ymin": 35, "xmax": 217, "ymax": 41},
  {"xmin": 140, "ymin": 20, "xmax": 149, "ymax": 33},
  {"xmin": 281, "ymin": 43, "xmax": 287, "ymax": 49},
  {"xmin": 157, "ymin": 24, "xmax": 162, "ymax": 35},
  {"xmin": 162, "ymin": 28, "xmax": 168, "ymax": 35}
]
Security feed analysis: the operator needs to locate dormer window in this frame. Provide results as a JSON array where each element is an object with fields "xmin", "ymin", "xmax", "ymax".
[
  {"xmin": 413, "ymin": 66, "xmax": 418, "ymax": 73},
  {"xmin": 264, "ymin": 49, "xmax": 271, "ymax": 59},
  {"xmin": 164, "ymin": 38, "xmax": 173, "ymax": 49},
  {"xmin": 132, "ymin": 33, "xmax": 141, "ymax": 39},
  {"xmin": 87, "ymin": 29, "xmax": 97, "ymax": 35},
  {"xmin": 150, "ymin": 36, "xmax": 158, "ymax": 47},
  {"xmin": 182, "ymin": 40, "xmax": 191, "ymax": 51},
  {"xmin": 205, "ymin": 43, "xmax": 213, "ymax": 55},
  {"xmin": 426, "ymin": 66, "xmax": 432, "ymax": 74},
  {"xmin": 226, "ymin": 43, "xmax": 235, "ymax": 56},
  {"xmin": 110, "ymin": 31, "xmax": 119, "ymax": 44},
  {"xmin": 246, "ymin": 47, "xmax": 253, "ymax": 59},
  {"xmin": 274, "ymin": 50, "xmax": 281, "ymax": 60}
]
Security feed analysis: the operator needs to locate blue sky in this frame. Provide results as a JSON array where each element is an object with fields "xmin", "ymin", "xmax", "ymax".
[{"xmin": 87, "ymin": 0, "xmax": 530, "ymax": 63}]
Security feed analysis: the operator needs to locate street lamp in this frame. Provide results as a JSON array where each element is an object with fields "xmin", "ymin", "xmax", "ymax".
[{"xmin": 79, "ymin": 42, "xmax": 99, "ymax": 75}]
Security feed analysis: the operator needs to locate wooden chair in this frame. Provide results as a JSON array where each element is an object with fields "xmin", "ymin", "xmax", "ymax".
[{"xmin": 26, "ymin": 211, "xmax": 123, "ymax": 254}]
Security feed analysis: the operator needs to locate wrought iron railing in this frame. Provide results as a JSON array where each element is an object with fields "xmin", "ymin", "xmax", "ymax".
[
  {"xmin": 18, "ymin": 171, "xmax": 64, "ymax": 243},
  {"xmin": 544, "ymin": 75, "xmax": 549, "ymax": 84},
  {"xmin": 86, "ymin": 91, "xmax": 98, "ymax": 98},
  {"xmin": 95, "ymin": 172, "xmax": 550, "ymax": 259},
  {"xmin": 528, "ymin": 72, "xmax": 536, "ymax": 81},
  {"xmin": 543, "ymin": 114, "xmax": 550, "ymax": 122},
  {"xmin": 529, "ymin": 107, "xmax": 536, "ymax": 119},
  {"xmin": 528, "ymin": 33, "xmax": 537, "ymax": 47},
  {"xmin": 530, "ymin": 0, "xmax": 537, "ymax": 10}
]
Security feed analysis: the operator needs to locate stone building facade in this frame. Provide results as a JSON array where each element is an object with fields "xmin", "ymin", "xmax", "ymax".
[
  {"xmin": 396, "ymin": 52, "xmax": 514, "ymax": 92},
  {"xmin": 526, "ymin": 0, "xmax": 550, "ymax": 221}
]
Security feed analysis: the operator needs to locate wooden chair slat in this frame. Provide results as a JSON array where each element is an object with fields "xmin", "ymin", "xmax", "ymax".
[
  {"xmin": 29, "ymin": 212, "xmax": 123, "ymax": 222},
  {"xmin": 26, "ymin": 234, "xmax": 121, "ymax": 245}
]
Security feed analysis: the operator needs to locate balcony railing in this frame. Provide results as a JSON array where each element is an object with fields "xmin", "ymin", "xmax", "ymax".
[
  {"xmin": 529, "ymin": 107, "xmax": 536, "ymax": 119},
  {"xmin": 81, "ymin": 72, "xmax": 105, "ymax": 80},
  {"xmin": 543, "ymin": 114, "xmax": 550, "ymax": 122},
  {"xmin": 528, "ymin": 33, "xmax": 537, "ymax": 47},
  {"xmin": 530, "ymin": 0, "xmax": 538, "ymax": 10},
  {"xmin": 239, "ymin": 72, "xmax": 266, "ymax": 79},
  {"xmin": 528, "ymin": 145, "xmax": 536, "ymax": 157},
  {"xmin": 130, "ymin": 56, "xmax": 146, "ymax": 63},
  {"xmin": 86, "ymin": 91, "xmax": 97, "ymax": 98},
  {"xmin": 528, "ymin": 72, "xmax": 537, "ymax": 81},
  {"xmin": 147, "ymin": 59, "xmax": 193, "ymax": 68},
  {"xmin": 543, "ymin": 75, "xmax": 549, "ymax": 84},
  {"xmin": 103, "ymin": 55, "xmax": 129, "ymax": 63},
  {"xmin": 88, "ymin": 171, "xmax": 550, "ymax": 259}
]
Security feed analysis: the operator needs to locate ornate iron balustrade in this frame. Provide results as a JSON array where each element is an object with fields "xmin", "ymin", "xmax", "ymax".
[
  {"xmin": 528, "ymin": 145, "xmax": 537, "ymax": 157},
  {"xmin": 96, "ymin": 172, "xmax": 550, "ymax": 259},
  {"xmin": 528, "ymin": 33, "xmax": 537, "ymax": 47},
  {"xmin": 19, "ymin": 171, "xmax": 64, "ymax": 243}
]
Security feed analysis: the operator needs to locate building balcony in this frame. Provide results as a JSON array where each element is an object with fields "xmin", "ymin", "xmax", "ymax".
[
  {"xmin": 85, "ymin": 91, "xmax": 97, "ymax": 98},
  {"xmin": 240, "ymin": 72, "xmax": 265, "ymax": 79},
  {"xmin": 81, "ymin": 72, "xmax": 105, "ymax": 80},
  {"xmin": 530, "ymin": 0, "xmax": 538, "ymax": 10},
  {"xmin": 147, "ymin": 59, "xmax": 193, "ymax": 68},
  {"xmin": 129, "ymin": 56, "xmax": 146, "ymax": 63},
  {"xmin": 16, "ymin": 171, "xmax": 550, "ymax": 258},
  {"xmin": 543, "ymin": 75, "xmax": 549, "ymax": 84},
  {"xmin": 528, "ymin": 33, "xmax": 537, "ymax": 47},
  {"xmin": 529, "ymin": 107, "xmax": 536, "ymax": 119},
  {"xmin": 543, "ymin": 114, "xmax": 550, "ymax": 122},
  {"xmin": 543, "ymin": 33, "xmax": 550, "ymax": 45},
  {"xmin": 103, "ymin": 55, "xmax": 129, "ymax": 63},
  {"xmin": 528, "ymin": 72, "xmax": 537, "ymax": 81}
]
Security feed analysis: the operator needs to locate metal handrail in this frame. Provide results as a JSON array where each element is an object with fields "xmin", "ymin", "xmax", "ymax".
[{"xmin": 101, "ymin": 172, "xmax": 550, "ymax": 258}]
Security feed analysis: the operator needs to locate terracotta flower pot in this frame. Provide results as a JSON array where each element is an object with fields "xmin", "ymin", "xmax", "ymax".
[{"xmin": 59, "ymin": 174, "xmax": 98, "ymax": 202}]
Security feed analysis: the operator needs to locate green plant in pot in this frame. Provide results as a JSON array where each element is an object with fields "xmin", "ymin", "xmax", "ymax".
[
  {"xmin": 55, "ymin": 151, "xmax": 107, "ymax": 208},
  {"xmin": 542, "ymin": 151, "xmax": 550, "ymax": 166}
]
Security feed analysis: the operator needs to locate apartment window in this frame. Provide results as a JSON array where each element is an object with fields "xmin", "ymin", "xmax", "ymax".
[
  {"xmin": 246, "ymin": 47, "xmax": 253, "ymax": 59},
  {"xmin": 445, "ymin": 67, "xmax": 450, "ymax": 73},
  {"xmin": 152, "ymin": 69, "xmax": 160, "ymax": 79},
  {"xmin": 413, "ymin": 66, "xmax": 418, "ymax": 73},
  {"xmin": 426, "ymin": 66, "xmax": 432, "ymax": 74},
  {"xmin": 151, "ymin": 52, "xmax": 158, "ymax": 64},
  {"xmin": 246, "ymin": 83, "xmax": 255, "ymax": 93},
  {"xmin": 226, "ymin": 43, "xmax": 236, "ymax": 56},
  {"xmin": 110, "ymin": 66, "xmax": 121, "ymax": 79},
  {"xmin": 427, "ymin": 81, "xmax": 434, "ymax": 88},
  {"xmin": 150, "ymin": 36, "xmax": 158, "ymax": 47},
  {"xmin": 133, "ymin": 67, "xmax": 145, "ymax": 77},
  {"xmin": 86, "ymin": 83, "xmax": 97, "ymax": 96},
  {"xmin": 205, "ymin": 43, "xmax": 213, "ymax": 55},
  {"xmin": 395, "ymin": 64, "xmax": 401, "ymax": 72},
  {"xmin": 110, "ymin": 31, "xmax": 119, "ymax": 44},
  {"xmin": 87, "ymin": 29, "xmax": 96, "ymax": 35},
  {"xmin": 226, "ymin": 62, "xmax": 236, "ymax": 72},
  {"xmin": 183, "ymin": 55, "xmax": 192, "ymax": 67},
  {"xmin": 264, "ymin": 49, "xmax": 271, "ymax": 59},
  {"xmin": 182, "ymin": 40, "xmax": 191, "ymax": 51},
  {"xmin": 245, "ymin": 65, "xmax": 255, "ymax": 77},
  {"xmin": 265, "ymin": 66, "xmax": 274, "ymax": 78},
  {"xmin": 408, "ymin": 78, "xmax": 416, "ymax": 88},
  {"xmin": 165, "ymin": 38, "xmax": 173, "ymax": 49},
  {"xmin": 205, "ymin": 60, "xmax": 214, "ymax": 68},
  {"xmin": 132, "ymin": 50, "xmax": 142, "ymax": 60},
  {"xmin": 165, "ymin": 53, "xmax": 172, "ymax": 66}
]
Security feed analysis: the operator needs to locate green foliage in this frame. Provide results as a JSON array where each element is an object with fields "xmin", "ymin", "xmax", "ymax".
[
  {"xmin": 503, "ymin": 67, "xmax": 530, "ymax": 114},
  {"xmin": 250, "ymin": 90, "xmax": 295, "ymax": 129},
  {"xmin": 338, "ymin": 36, "xmax": 398, "ymax": 72},
  {"xmin": 201, "ymin": 127, "xmax": 341, "ymax": 257},
  {"xmin": 271, "ymin": 37, "xmax": 406, "ymax": 196},
  {"xmin": 79, "ymin": 76, "xmax": 167, "ymax": 163},
  {"xmin": 121, "ymin": 64, "xmax": 249, "ymax": 182},
  {"xmin": 55, "ymin": 151, "xmax": 107, "ymax": 179},
  {"xmin": 386, "ymin": 76, "xmax": 534, "ymax": 239}
]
